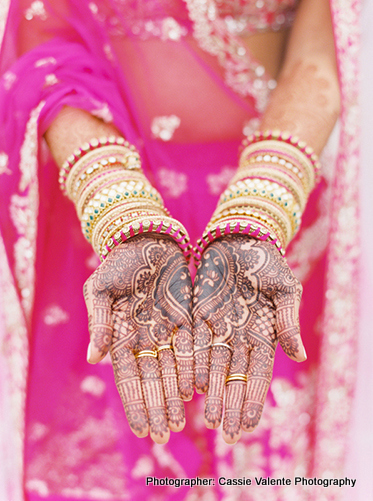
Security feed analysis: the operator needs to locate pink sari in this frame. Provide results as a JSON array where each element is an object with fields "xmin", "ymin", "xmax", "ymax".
[{"xmin": 0, "ymin": 0, "xmax": 360, "ymax": 499}]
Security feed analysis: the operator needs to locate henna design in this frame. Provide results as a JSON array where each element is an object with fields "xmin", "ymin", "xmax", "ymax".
[
  {"xmin": 158, "ymin": 350, "xmax": 186, "ymax": 429},
  {"xmin": 193, "ymin": 234, "xmax": 305, "ymax": 442},
  {"xmin": 84, "ymin": 234, "xmax": 193, "ymax": 442}
]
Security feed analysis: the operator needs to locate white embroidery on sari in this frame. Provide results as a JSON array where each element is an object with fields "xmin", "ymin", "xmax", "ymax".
[
  {"xmin": 0, "ymin": 234, "xmax": 29, "ymax": 501},
  {"xmin": 10, "ymin": 102, "xmax": 44, "ymax": 317},
  {"xmin": 24, "ymin": 1, "xmax": 47, "ymax": 21},
  {"xmin": 157, "ymin": 167, "xmax": 188, "ymax": 198},
  {"xmin": 2, "ymin": 70, "xmax": 16, "ymax": 90},
  {"xmin": 34, "ymin": 57, "xmax": 57, "ymax": 67},
  {"xmin": 26, "ymin": 409, "xmax": 128, "ymax": 498},
  {"xmin": 131, "ymin": 456, "xmax": 154, "ymax": 478},
  {"xmin": 206, "ymin": 166, "xmax": 236, "ymax": 195},
  {"xmin": 80, "ymin": 376, "xmax": 106, "ymax": 397},
  {"xmin": 43, "ymin": 304, "xmax": 70, "ymax": 326},
  {"xmin": 151, "ymin": 115, "xmax": 181, "ymax": 141},
  {"xmin": 161, "ymin": 17, "xmax": 188, "ymax": 40},
  {"xmin": 91, "ymin": 102, "xmax": 114, "ymax": 123},
  {"xmin": 183, "ymin": 0, "xmax": 273, "ymax": 112},
  {"xmin": 0, "ymin": 151, "xmax": 10, "ymax": 175},
  {"xmin": 44, "ymin": 73, "xmax": 58, "ymax": 86}
]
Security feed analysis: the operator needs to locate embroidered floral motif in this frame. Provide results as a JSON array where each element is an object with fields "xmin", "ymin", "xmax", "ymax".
[
  {"xmin": 183, "ymin": 0, "xmax": 274, "ymax": 112},
  {"xmin": 0, "ymin": 0, "xmax": 10, "ymax": 52},
  {"xmin": 44, "ymin": 74, "xmax": 58, "ymax": 87},
  {"xmin": 151, "ymin": 115, "xmax": 181, "ymax": 141},
  {"xmin": 2, "ymin": 71, "xmax": 16, "ymax": 90},
  {"xmin": 0, "ymin": 151, "xmax": 10, "ymax": 175},
  {"xmin": 0, "ymin": 235, "xmax": 29, "ymax": 500},
  {"xmin": 131, "ymin": 456, "xmax": 154, "ymax": 478},
  {"xmin": 24, "ymin": 1, "xmax": 47, "ymax": 21},
  {"xmin": 43, "ymin": 304, "xmax": 70, "ymax": 326},
  {"xmin": 160, "ymin": 17, "xmax": 188, "ymax": 40},
  {"xmin": 34, "ymin": 57, "xmax": 57, "ymax": 68},
  {"xmin": 157, "ymin": 167, "xmax": 188, "ymax": 198},
  {"xmin": 206, "ymin": 166, "xmax": 236, "ymax": 195},
  {"xmin": 91, "ymin": 102, "xmax": 114, "ymax": 123},
  {"xmin": 80, "ymin": 376, "xmax": 106, "ymax": 397},
  {"xmin": 10, "ymin": 102, "xmax": 44, "ymax": 317}
]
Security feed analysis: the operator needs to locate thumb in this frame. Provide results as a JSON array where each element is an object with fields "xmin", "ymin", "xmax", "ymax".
[
  {"xmin": 273, "ymin": 285, "xmax": 307, "ymax": 363},
  {"xmin": 84, "ymin": 279, "xmax": 113, "ymax": 364}
]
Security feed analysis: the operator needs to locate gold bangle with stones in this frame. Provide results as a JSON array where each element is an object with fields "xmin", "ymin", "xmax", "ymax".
[
  {"xmin": 209, "ymin": 198, "xmax": 293, "ymax": 242},
  {"xmin": 59, "ymin": 137, "xmax": 191, "ymax": 260},
  {"xmin": 93, "ymin": 209, "xmax": 165, "ymax": 254},
  {"xmin": 60, "ymin": 136, "xmax": 141, "ymax": 196},
  {"xmin": 239, "ymin": 140, "xmax": 316, "ymax": 191},
  {"xmin": 240, "ymin": 130, "xmax": 321, "ymax": 181},
  {"xmin": 194, "ymin": 131, "xmax": 320, "ymax": 264},
  {"xmin": 91, "ymin": 203, "xmax": 168, "ymax": 250},
  {"xmin": 76, "ymin": 170, "xmax": 147, "ymax": 218},
  {"xmin": 100, "ymin": 215, "xmax": 191, "ymax": 260},
  {"xmin": 216, "ymin": 188, "xmax": 301, "ymax": 237},
  {"xmin": 238, "ymin": 149, "xmax": 311, "ymax": 192},
  {"xmin": 231, "ymin": 166, "xmax": 307, "ymax": 210},
  {"xmin": 205, "ymin": 215, "xmax": 286, "ymax": 249},
  {"xmin": 81, "ymin": 183, "xmax": 165, "ymax": 243}
]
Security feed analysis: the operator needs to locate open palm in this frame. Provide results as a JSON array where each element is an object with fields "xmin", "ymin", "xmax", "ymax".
[{"xmin": 193, "ymin": 235, "xmax": 305, "ymax": 444}]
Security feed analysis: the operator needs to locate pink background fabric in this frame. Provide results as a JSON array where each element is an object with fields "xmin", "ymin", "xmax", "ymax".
[{"xmin": 0, "ymin": 0, "xmax": 366, "ymax": 499}]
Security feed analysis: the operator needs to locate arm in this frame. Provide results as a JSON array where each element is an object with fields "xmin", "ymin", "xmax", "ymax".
[
  {"xmin": 45, "ymin": 109, "xmax": 194, "ymax": 444},
  {"xmin": 260, "ymin": 0, "xmax": 340, "ymax": 153},
  {"xmin": 193, "ymin": 0, "xmax": 340, "ymax": 443}
]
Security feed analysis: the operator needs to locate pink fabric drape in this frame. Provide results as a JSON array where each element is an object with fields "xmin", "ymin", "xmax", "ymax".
[{"xmin": 0, "ymin": 0, "xmax": 361, "ymax": 500}]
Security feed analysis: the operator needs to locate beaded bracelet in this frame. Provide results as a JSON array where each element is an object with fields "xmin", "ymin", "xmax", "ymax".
[
  {"xmin": 240, "ymin": 129, "xmax": 321, "ymax": 181},
  {"xmin": 193, "ymin": 130, "xmax": 321, "ymax": 264},
  {"xmin": 59, "ymin": 136, "xmax": 191, "ymax": 260},
  {"xmin": 59, "ymin": 136, "xmax": 140, "ymax": 195}
]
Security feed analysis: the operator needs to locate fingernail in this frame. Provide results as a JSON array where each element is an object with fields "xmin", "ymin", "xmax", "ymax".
[
  {"xmin": 301, "ymin": 345, "xmax": 307, "ymax": 360},
  {"xmin": 87, "ymin": 343, "xmax": 92, "ymax": 363}
]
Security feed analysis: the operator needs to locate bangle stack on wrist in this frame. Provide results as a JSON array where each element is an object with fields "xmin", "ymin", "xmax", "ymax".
[
  {"xmin": 59, "ymin": 136, "xmax": 191, "ymax": 260},
  {"xmin": 193, "ymin": 130, "xmax": 320, "ymax": 264}
]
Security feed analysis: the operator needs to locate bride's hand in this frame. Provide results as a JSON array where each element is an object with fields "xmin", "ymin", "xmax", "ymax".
[
  {"xmin": 83, "ymin": 234, "xmax": 193, "ymax": 444},
  {"xmin": 192, "ymin": 235, "xmax": 306, "ymax": 444}
]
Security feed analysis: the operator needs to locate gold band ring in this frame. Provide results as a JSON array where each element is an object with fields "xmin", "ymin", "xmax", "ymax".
[
  {"xmin": 157, "ymin": 344, "xmax": 173, "ymax": 353},
  {"xmin": 226, "ymin": 374, "xmax": 248, "ymax": 384},
  {"xmin": 135, "ymin": 350, "xmax": 157, "ymax": 359},
  {"xmin": 212, "ymin": 342, "xmax": 234, "ymax": 353}
]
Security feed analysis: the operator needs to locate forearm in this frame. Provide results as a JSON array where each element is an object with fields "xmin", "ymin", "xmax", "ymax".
[
  {"xmin": 44, "ymin": 106, "xmax": 121, "ymax": 167},
  {"xmin": 260, "ymin": 0, "xmax": 340, "ymax": 154}
]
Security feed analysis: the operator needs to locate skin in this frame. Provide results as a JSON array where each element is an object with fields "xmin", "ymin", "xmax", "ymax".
[
  {"xmin": 83, "ymin": 234, "xmax": 194, "ymax": 444},
  {"xmin": 43, "ymin": 0, "xmax": 340, "ymax": 443},
  {"xmin": 193, "ymin": 235, "xmax": 305, "ymax": 444}
]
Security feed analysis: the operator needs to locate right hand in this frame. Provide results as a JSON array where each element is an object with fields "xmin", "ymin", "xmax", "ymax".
[{"xmin": 83, "ymin": 234, "xmax": 194, "ymax": 444}]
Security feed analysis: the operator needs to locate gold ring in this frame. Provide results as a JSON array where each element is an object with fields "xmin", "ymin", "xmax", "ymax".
[
  {"xmin": 212, "ymin": 342, "xmax": 233, "ymax": 353},
  {"xmin": 157, "ymin": 344, "xmax": 172, "ymax": 353},
  {"xmin": 226, "ymin": 374, "xmax": 248, "ymax": 384},
  {"xmin": 135, "ymin": 350, "xmax": 157, "ymax": 359}
]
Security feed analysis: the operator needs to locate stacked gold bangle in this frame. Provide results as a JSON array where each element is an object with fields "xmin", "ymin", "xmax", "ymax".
[
  {"xmin": 59, "ymin": 136, "xmax": 191, "ymax": 260},
  {"xmin": 193, "ymin": 130, "xmax": 320, "ymax": 263}
]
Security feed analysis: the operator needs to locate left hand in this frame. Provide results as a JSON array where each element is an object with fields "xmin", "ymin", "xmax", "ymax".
[{"xmin": 192, "ymin": 235, "xmax": 306, "ymax": 444}]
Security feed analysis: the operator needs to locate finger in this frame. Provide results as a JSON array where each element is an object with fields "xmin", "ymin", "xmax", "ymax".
[
  {"xmin": 137, "ymin": 355, "xmax": 170, "ymax": 444},
  {"xmin": 204, "ymin": 345, "xmax": 231, "ymax": 429},
  {"xmin": 173, "ymin": 325, "xmax": 194, "ymax": 401},
  {"xmin": 158, "ymin": 348, "xmax": 185, "ymax": 432},
  {"xmin": 242, "ymin": 343, "xmax": 275, "ymax": 432},
  {"xmin": 84, "ymin": 279, "xmax": 113, "ymax": 363},
  {"xmin": 274, "ymin": 283, "xmax": 306, "ymax": 362},
  {"xmin": 110, "ymin": 340, "xmax": 149, "ymax": 438},
  {"xmin": 222, "ymin": 340, "xmax": 249, "ymax": 444},
  {"xmin": 193, "ymin": 319, "xmax": 212, "ymax": 393}
]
